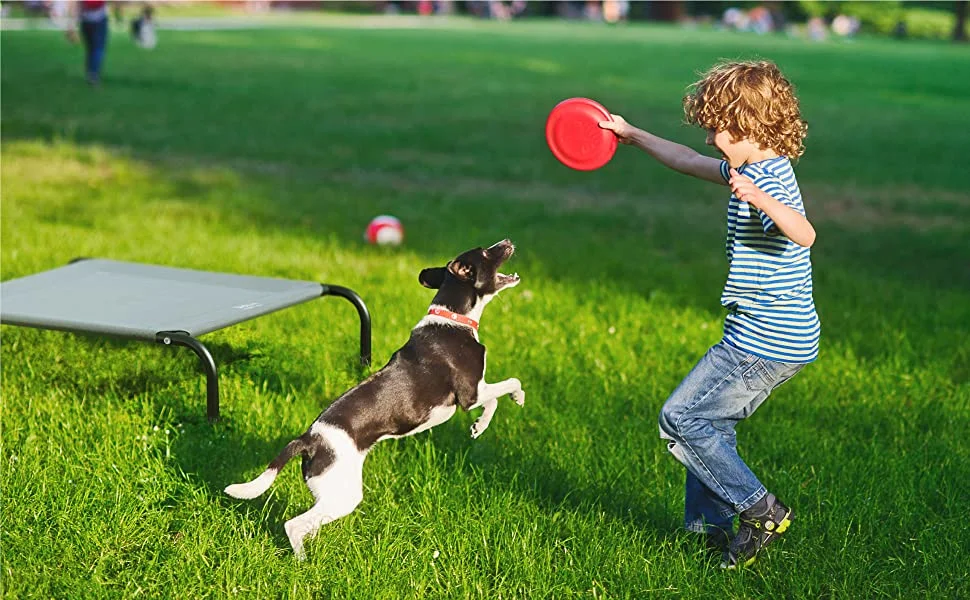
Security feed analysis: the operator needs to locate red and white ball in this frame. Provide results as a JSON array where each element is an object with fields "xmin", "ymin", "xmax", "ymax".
[{"xmin": 365, "ymin": 215, "xmax": 404, "ymax": 246}]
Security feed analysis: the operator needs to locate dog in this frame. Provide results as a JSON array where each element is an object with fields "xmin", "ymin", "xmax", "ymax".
[{"xmin": 225, "ymin": 239, "xmax": 525, "ymax": 558}]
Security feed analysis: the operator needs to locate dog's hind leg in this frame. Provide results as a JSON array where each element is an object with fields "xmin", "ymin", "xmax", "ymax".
[
  {"xmin": 284, "ymin": 460, "xmax": 364, "ymax": 560},
  {"xmin": 285, "ymin": 424, "xmax": 365, "ymax": 559}
]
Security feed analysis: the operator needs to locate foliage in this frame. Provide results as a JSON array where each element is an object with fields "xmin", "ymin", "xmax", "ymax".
[{"xmin": 797, "ymin": 0, "xmax": 956, "ymax": 39}]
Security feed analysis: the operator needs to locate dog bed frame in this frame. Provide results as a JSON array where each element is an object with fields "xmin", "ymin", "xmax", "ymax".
[{"xmin": 0, "ymin": 258, "xmax": 371, "ymax": 422}]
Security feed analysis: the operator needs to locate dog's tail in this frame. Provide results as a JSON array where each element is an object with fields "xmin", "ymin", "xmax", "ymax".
[{"xmin": 224, "ymin": 437, "xmax": 309, "ymax": 500}]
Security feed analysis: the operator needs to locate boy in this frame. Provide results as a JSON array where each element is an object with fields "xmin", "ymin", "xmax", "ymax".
[{"xmin": 599, "ymin": 60, "xmax": 820, "ymax": 568}]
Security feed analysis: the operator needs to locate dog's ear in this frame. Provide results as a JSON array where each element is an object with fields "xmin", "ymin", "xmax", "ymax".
[
  {"xmin": 447, "ymin": 259, "xmax": 475, "ymax": 282},
  {"xmin": 419, "ymin": 267, "xmax": 447, "ymax": 289}
]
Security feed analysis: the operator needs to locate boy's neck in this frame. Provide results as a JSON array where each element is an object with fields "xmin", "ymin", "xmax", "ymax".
[
  {"xmin": 724, "ymin": 139, "xmax": 781, "ymax": 169},
  {"xmin": 745, "ymin": 144, "xmax": 780, "ymax": 164}
]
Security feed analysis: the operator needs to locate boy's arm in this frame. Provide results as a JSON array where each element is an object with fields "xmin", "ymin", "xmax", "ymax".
[
  {"xmin": 599, "ymin": 115, "xmax": 725, "ymax": 185},
  {"xmin": 729, "ymin": 169, "xmax": 817, "ymax": 248}
]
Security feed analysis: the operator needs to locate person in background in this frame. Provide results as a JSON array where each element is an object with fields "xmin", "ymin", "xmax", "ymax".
[
  {"xmin": 131, "ymin": 3, "xmax": 156, "ymax": 50},
  {"xmin": 65, "ymin": 0, "xmax": 110, "ymax": 86},
  {"xmin": 111, "ymin": 1, "xmax": 124, "ymax": 26}
]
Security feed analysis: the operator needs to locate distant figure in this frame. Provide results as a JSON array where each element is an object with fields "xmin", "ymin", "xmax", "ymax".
[
  {"xmin": 608, "ymin": 1, "xmax": 631, "ymax": 23},
  {"xmin": 892, "ymin": 19, "xmax": 908, "ymax": 39},
  {"xmin": 486, "ymin": 0, "xmax": 526, "ymax": 20},
  {"xmin": 130, "ymin": 3, "xmax": 156, "ymax": 49},
  {"xmin": 769, "ymin": 6, "xmax": 786, "ymax": 32},
  {"xmin": 807, "ymin": 16, "xmax": 828, "ymax": 41},
  {"xmin": 831, "ymin": 14, "xmax": 860, "ymax": 38},
  {"xmin": 722, "ymin": 7, "xmax": 749, "ymax": 31},
  {"xmin": 111, "ymin": 1, "xmax": 124, "ymax": 26},
  {"xmin": 64, "ymin": 0, "xmax": 110, "ymax": 86},
  {"xmin": 748, "ymin": 5, "xmax": 773, "ymax": 34},
  {"xmin": 49, "ymin": 0, "xmax": 71, "ymax": 30}
]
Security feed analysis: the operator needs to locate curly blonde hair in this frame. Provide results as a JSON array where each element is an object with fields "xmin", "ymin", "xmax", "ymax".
[{"xmin": 683, "ymin": 60, "xmax": 807, "ymax": 159}]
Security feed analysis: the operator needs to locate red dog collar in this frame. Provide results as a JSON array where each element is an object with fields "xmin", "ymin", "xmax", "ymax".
[{"xmin": 428, "ymin": 307, "xmax": 479, "ymax": 331}]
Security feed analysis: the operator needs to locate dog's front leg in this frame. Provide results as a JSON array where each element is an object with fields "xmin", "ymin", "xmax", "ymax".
[
  {"xmin": 487, "ymin": 377, "xmax": 525, "ymax": 406},
  {"xmin": 470, "ymin": 398, "xmax": 498, "ymax": 439},
  {"xmin": 470, "ymin": 377, "xmax": 525, "ymax": 409},
  {"xmin": 468, "ymin": 378, "xmax": 525, "ymax": 438}
]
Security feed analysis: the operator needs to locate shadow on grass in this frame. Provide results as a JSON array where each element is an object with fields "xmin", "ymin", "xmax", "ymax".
[
  {"xmin": 167, "ymin": 414, "xmax": 301, "ymax": 549},
  {"xmin": 7, "ymin": 139, "xmax": 968, "ymax": 380},
  {"xmin": 5, "ymin": 143, "xmax": 968, "ymax": 553},
  {"xmin": 160, "ymin": 344, "xmax": 970, "ymax": 558},
  {"xmin": 135, "ymin": 152, "xmax": 970, "ymax": 383},
  {"xmin": 168, "ymin": 392, "xmax": 679, "ymax": 558},
  {"xmin": 4, "ymin": 329, "xmax": 300, "ymax": 405}
]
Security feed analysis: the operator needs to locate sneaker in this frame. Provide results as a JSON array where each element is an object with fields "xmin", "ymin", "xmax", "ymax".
[
  {"xmin": 705, "ymin": 526, "xmax": 734, "ymax": 554},
  {"xmin": 721, "ymin": 493, "xmax": 792, "ymax": 569}
]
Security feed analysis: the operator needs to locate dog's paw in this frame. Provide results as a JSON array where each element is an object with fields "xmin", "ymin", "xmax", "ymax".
[
  {"xmin": 470, "ymin": 419, "xmax": 488, "ymax": 439},
  {"xmin": 511, "ymin": 389, "xmax": 525, "ymax": 406},
  {"xmin": 285, "ymin": 521, "xmax": 307, "ymax": 561}
]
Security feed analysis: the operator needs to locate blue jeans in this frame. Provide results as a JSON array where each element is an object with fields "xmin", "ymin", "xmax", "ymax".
[
  {"xmin": 658, "ymin": 341, "xmax": 803, "ymax": 534},
  {"xmin": 80, "ymin": 16, "xmax": 108, "ymax": 80}
]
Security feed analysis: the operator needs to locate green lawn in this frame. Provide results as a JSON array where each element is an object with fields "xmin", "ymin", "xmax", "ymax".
[{"xmin": 2, "ymin": 16, "xmax": 968, "ymax": 599}]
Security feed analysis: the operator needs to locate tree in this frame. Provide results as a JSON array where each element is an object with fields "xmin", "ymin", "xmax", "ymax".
[{"xmin": 954, "ymin": 0, "xmax": 968, "ymax": 41}]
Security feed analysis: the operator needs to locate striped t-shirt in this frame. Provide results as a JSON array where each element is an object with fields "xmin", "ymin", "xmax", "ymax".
[{"xmin": 718, "ymin": 158, "xmax": 820, "ymax": 363}]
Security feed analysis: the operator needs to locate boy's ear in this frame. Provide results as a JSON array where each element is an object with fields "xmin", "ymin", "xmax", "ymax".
[
  {"xmin": 418, "ymin": 267, "xmax": 447, "ymax": 289},
  {"xmin": 447, "ymin": 259, "xmax": 475, "ymax": 282}
]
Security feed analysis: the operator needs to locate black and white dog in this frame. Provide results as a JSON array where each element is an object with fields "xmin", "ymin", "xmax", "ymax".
[{"xmin": 225, "ymin": 239, "xmax": 524, "ymax": 558}]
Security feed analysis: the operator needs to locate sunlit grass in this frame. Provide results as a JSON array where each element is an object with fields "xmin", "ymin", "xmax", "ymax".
[{"xmin": 2, "ymin": 19, "xmax": 969, "ymax": 599}]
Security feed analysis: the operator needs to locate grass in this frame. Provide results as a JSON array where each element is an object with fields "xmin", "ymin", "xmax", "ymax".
[{"xmin": 2, "ymin": 15, "xmax": 969, "ymax": 599}]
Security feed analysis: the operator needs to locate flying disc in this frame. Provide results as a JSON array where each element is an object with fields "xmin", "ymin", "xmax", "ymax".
[{"xmin": 545, "ymin": 97, "xmax": 617, "ymax": 171}]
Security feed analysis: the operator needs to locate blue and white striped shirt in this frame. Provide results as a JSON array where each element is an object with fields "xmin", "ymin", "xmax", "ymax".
[{"xmin": 719, "ymin": 158, "xmax": 820, "ymax": 363}]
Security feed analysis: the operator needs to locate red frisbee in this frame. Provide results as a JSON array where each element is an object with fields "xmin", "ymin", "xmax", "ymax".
[{"xmin": 545, "ymin": 97, "xmax": 617, "ymax": 171}]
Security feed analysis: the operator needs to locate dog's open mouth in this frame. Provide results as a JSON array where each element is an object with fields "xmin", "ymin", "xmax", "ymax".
[
  {"xmin": 489, "ymin": 240, "xmax": 519, "ymax": 288},
  {"xmin": 497, "ymin": 272, "xmax": 520, "ymax": 286}
]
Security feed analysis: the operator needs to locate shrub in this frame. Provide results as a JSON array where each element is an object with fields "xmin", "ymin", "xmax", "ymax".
[{"xmin": 797, "ymin": 0, "xmax": 956, "ymax": 40}]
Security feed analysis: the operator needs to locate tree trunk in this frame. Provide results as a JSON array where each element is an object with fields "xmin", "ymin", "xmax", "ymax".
[
  {"xmin": 955, "ymin": 0, "xmax": 968, "ymax": 42},
  {"xmin": 649, "ymin": 1, "xmax": 685, "ymax": 22}
]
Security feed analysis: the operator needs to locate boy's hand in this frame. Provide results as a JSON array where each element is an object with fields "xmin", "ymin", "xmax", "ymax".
[
  {"xmin": 598, "ymin": 114, "xmax": 638, "ymax": 144},
  {"xmin": 65, "ymin": 28, "xmax": 79, "ymax": 44},
  {"xmin": 729, "ymin": 168, "xmax": 768, "ymax": 207}
]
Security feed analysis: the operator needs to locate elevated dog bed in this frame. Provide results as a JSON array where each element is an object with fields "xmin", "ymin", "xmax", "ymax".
[{"xmin": 0, "ymin": 258, "xmax": 371, "ymax": 422}]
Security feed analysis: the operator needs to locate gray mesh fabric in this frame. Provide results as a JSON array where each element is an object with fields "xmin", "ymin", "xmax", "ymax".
[{"xmin": 1, "ymin": 259, "xmax": 323, "ymax": 340}]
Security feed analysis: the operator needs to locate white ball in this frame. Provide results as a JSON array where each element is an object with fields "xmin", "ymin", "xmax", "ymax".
[{"xmin": 365, "ymin": 215, "xmax": 404, "ymax": 246}]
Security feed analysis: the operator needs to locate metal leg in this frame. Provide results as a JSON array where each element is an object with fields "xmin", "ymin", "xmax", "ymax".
[
  {"xmin": 152, "ymin": 287, "xmax": 369, "ymax": 423},
  {"xmin": 320, "ymin": 285, "xmax": 372, "ymax": 367},
  {"xmin": 157, "ymin": 331, "xmax": 220, "ymax": 422}
]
